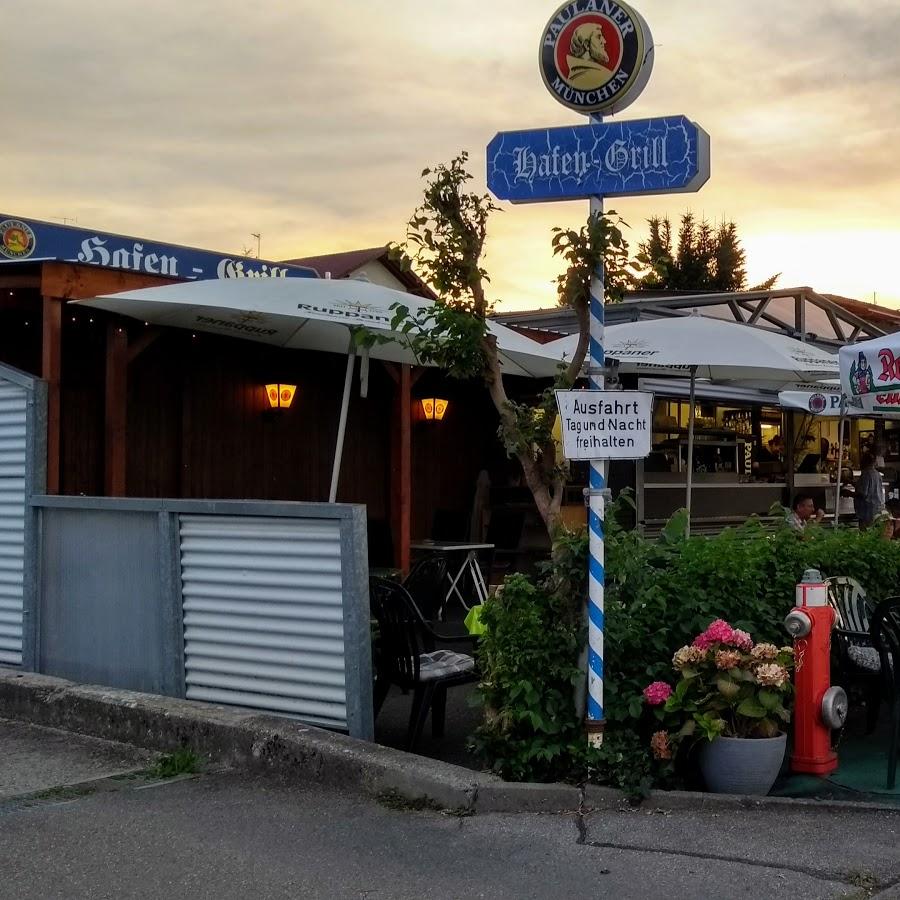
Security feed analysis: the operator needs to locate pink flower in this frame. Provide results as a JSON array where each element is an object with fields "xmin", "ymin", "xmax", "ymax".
[
  {"xmin": 731, "ymin": 629, "xmax": 753, "ymax": 651},
  {"xmin": 643, "ymin": 681, "xmax": 673, "ymax": 706},
  {"xmin": 692, "ymin": 619, "xmax": 736, "ymax": 650}
]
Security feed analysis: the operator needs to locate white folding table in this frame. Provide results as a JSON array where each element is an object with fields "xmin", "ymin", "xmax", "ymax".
[{"xmin": 409, "ymin": 540, "xmax": 494, "ymax": 616}]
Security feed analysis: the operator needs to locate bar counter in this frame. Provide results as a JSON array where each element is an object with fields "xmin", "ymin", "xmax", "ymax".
[{"xmin": 642, "ymin": 472, "xmax": 788, "ymax": 525}]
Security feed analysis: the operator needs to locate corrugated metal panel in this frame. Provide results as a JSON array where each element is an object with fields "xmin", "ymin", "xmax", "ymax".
[
  {"xmin": 0, "ymin": 381, "xmax": 27, "ymax": 665},
  {"xmin": 180, "ymin": 514, "xmax": 349, "ymax": 729}
]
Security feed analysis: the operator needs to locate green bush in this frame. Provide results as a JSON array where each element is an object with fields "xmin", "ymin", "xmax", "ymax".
[
  {"xmin": 471, "ymin": 504, "xmax": 900, "ymax": 793},
  {"xmin": 469, "ymin": 573, "xmax": 584, "ymax": 783}
]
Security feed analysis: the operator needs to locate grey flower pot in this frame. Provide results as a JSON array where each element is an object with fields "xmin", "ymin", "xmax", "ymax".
[{"xmin": 699, "ymin": 734, "xmax": 787, "ymax": 796}]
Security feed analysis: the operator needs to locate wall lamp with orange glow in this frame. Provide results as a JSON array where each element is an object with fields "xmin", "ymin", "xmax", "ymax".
[
  {"xmin": 420, "ymin": 398, "xmax": 449, "ymax": 421},
  {"xmin": 266, "ymin": 383, "xmax": 297, "ymax": 409}
]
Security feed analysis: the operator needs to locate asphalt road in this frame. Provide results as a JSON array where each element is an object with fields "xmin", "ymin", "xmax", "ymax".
[{"xmin": 3, "ymin": 718, "xmax": 900, "ymax": 899}]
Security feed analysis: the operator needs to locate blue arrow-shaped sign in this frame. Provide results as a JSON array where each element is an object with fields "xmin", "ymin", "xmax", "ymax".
[{"xmin": 487, "ymin": 115, "xmax": 709, "ymax": 204}]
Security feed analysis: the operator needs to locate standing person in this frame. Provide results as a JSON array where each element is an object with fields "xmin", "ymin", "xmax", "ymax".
[
  {"xmin": 786, "ymin": 494, "xmax": 825, "ymax": 532},
  {"xmin": 855, "ymin": 453, "xmax": 885, "ymax": 528}
]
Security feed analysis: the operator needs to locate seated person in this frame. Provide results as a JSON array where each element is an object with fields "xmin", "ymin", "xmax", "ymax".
[
  {"xmin": 756, "ymin": 435, "xmax": 782, "ymax": 463},
  {"xmin": 786, "ymin": 493, "xmax": 824, "ymax": 531},
  {"xmin": 883, "ymin": 499, "xmax": 900, "ymax": 540}
]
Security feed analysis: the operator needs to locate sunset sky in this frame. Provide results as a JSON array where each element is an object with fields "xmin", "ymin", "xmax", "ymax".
[{"xmin": 4, "ymin": 0, "xmax": 899, "ymax": 309}]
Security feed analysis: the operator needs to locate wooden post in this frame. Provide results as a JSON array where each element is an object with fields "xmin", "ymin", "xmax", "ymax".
[
  {"xmin": 388, "ymin": 365, "xmax": 414, "ymax": 573},
  {"xmin": 41, "ymin": 296, "xmax": 63, "ymax": 494},
  {"xmin": 385, "ymin": 363, "xmax": 421, "ymax": 574},
  {"xmin": 398, "ymin": 364, "xmax": 412, "ymax": 573},
  {"xmin": 104, "ymin": 321, "xmax": 129, "ymax": 496}
]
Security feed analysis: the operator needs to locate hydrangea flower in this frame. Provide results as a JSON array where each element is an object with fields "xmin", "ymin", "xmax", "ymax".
[
  {"xmin": 731, "ymin": 629, "xmax": 754, "ymax": 651},
  {"xmin": 692, "ymin": 619, "xmax": 736, "ymax": 650},
  {"xmin": 714, "ymin": 649, "xmax": 743, "ymax": 670},
  {"xmin": 751, "ymin": 643, "xmax": 779, "ymax": 662},
  {"xmin": 643, "ymin": 681, "xmax": 673, "ymax": 705},
  {"xmin": 672, "ymin": 645, "xmax": 706, "ymax": 669},
  {"xmin": 754, "ymin": 663, "xmax": 789, "ymax": 687}
]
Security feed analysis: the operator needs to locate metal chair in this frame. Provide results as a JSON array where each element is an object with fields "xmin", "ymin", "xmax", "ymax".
[
  {"xmin": 826, "ymin": 576, "xmax": 881, "ymax": 733},
  {"xmin": 870, "ymin": 597, "xmax": 900, "ymax": 788},
  {"xmin": 369, "ymin": 576, "xmax": 477, "ymax": 751}
]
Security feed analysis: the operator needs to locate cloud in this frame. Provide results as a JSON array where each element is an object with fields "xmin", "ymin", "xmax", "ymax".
[{"xmin": 3, "ymin": 0, "xmax": 899, "ymax": 306}]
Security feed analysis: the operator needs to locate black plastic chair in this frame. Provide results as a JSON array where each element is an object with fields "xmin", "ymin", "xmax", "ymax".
[
  {"xmin": 870, "ymin": 597, "xmax": 900, "ymax": 789},
  {"xmin": 484, "ymin": 508, "xmax": 526, "ymax": 583},
  {"xmin": 369, "ymin": 576, "xmax": 477, "ymax": 751},
  {"xmin": 826, "ymin": 576, "xmax": 881, "ymax": 733},
  {"xmin": 402, "ymin": 553, "xmax": 449, "ymax": 626}
]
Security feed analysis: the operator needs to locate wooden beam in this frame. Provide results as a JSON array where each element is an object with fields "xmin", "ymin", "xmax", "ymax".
[
  {"xmin": 104, "ymin": 322, "xmax": 129, "ymax": 496},
  {"xmin": 0, "ymin": 272, "xmax": 41, "ymax": 290},
  {"xmin": 0, "ymin": 295, "xmax": 39, "ymax": 313},
  {"xmin": 127, "ymin": 326, "xmax": 164, "ymax": 365},
  {"xmin": 41, "ymin": 296, "xmax": 63, "ymax": 494},
  {"xmin": 41, "ymin": 261, "xmax": 176, "ymax": 301},
  {"xmin": 381, "ymin": 361, "xmax": 400, "ymax": 384},
  {"xmin": 747, "ymin": 295, "xmax": 774, "ymax": 325},
  {"xmin": 391, "ymin": 364, "xmax": 412, "ymax": 573}
]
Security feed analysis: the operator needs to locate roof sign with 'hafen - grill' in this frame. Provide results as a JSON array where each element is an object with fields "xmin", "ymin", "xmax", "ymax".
[{"xmin": 487, "ymin": 115, "xmax": 709, "ymax": 203}]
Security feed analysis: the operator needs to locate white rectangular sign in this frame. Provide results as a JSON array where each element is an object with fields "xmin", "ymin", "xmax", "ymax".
[{"xmin": 555, "ymin": 390, "xmax": 653, "ymax": 460}]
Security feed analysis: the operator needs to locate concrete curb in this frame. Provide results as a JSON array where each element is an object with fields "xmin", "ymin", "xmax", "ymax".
[{"xmin": 2, "ymin": 668, "xmax": 899, "ymax": 816}]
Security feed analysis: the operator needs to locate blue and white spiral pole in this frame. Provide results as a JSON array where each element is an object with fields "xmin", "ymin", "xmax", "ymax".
[{"xmin": 587, "ymin": 112, "xmax": 606, "ymax": 748}]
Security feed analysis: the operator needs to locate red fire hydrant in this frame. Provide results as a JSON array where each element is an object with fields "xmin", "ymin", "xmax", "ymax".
[{"xmin": 784, "ymin": 569, "xmax": 848, "ymax": 776}]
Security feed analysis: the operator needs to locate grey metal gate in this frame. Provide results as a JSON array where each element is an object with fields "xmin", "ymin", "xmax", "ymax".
[
  {"xmin": 26, "ymin": 497, "xmax": 372, "ymax": 739},
  {"xmin": 0, "ymin": 364, "xmax": 45, "ymax": 666},
  {"xmin": 180, "ymin": 513, "xmax": 352, "ymax": 729}
]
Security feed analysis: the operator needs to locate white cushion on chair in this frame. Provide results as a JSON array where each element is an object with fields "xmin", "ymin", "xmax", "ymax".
[
  {"xmin": 848, "ymin": 645, "xmax": 882, "ymax": 673},
  {"xmin": 419, "ymin": 649, "xmax": 475, "ymax": 681}
]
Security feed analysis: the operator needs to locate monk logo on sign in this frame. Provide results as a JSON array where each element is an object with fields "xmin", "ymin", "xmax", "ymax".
[
  {"xmin": 808, "ymin": 393, "xmax": 827, "ymax": 414},
  {"xmin": 0, "ymin": 219, "xmax": 36, "ymax": 260},
  {"xmin": 539, "ymin": 0, "xmax": 652, "ymax": 115}
]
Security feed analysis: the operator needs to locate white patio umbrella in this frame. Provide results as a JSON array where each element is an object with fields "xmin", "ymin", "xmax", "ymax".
[
  {"xmin": 550, "ymin": 314, "xmax": 838, "ymax": 530},
  {"xmin": 76, "ymin": 278, "xmax": 559, "ymax": 501}
]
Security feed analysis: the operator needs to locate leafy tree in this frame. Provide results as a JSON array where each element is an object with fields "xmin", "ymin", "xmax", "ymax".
[
  {"xmin": 749, "ymin": 273, "xmax": 782, "ymax": 292},
  {"xmin": 712, "ymin": 221, "xmax": 746, "ymax": 292},
  {"xmin": 387, "ymin": 152, "xmax": 632, "ymax": 539},
  {"xmin": 634, "ymin": 213, "xmax": 773, "ymax": 292}
]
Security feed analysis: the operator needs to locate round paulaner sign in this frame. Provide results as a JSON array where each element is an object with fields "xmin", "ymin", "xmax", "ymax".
[{"xmin": 539, "ymin": 0, "xmax": 654, "ymax": 116}]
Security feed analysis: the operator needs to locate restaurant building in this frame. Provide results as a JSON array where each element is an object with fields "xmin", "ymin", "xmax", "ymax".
[
  {"xmin": 496, "ymin": 289, "xmax": 892, "ymax": 531},
  {"xmin": 0, "ymin": 214, "xmax": 529, "ymax": 572},
  {"xmin": 3, "ymin": 211, "xmax": 893, "ymax": 547}
]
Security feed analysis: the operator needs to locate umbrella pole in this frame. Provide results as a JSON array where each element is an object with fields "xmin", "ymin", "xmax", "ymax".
[
  {"xmin": 833, "ymin": 400, "xmax": 846, "ymax": 529},
  {"xmin": 329, "ymin": 344, "xmax": 357, "ymax": 503},
  {"xmin": 685, "ymin": 365, "xmax": 697, "ymax": 536}
]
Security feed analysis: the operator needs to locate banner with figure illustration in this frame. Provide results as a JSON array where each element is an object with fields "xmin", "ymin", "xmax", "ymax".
[{"xmin": 839, "ymin": 334, "xmax": 900, "ymax": 413}]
